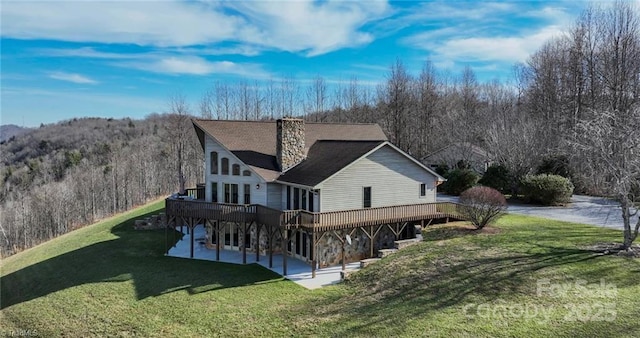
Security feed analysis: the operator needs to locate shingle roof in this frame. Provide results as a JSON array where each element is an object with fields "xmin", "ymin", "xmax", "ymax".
[
  {"xmin": 276, "ymin": 140, "xmax": 385, "ymax": 187},
  {"xmin": 192, "ymin": 119, "xmax": 388, "ymax": 181}
]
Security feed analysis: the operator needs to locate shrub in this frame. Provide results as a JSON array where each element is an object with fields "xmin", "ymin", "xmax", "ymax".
[
  {"xmin": 478, "ymin": 164, "xmax": 511, "ymax": 194},
  {"xmin": 441, "ymin": 169, "xmax": 479, "ymax": 196},
  {"xmin": 537, "ymin": 154, "xmax": 573, "ymax": 179},
  {"xmin": 459, "ymin": 186, "xmax": 507, "ymax": 229},
  {"xmin": 520, "ymin": 174, "xmax": 574, "ymax": 205}
]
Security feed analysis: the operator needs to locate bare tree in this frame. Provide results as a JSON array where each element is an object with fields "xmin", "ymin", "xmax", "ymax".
[
  {"xmin": 166, "ymin": 93, "xmax": 191, "ymax": 194},
  {"xmin": 199, "ymin": 87, "xmax": 215, "ymax": 119},
  {"xmin": 266, "ymin": 78, "xmax": 278, "ymax": 119},
  {"xmin": 415, "ymin": 60, "xmax": 439, "ymax": 157},
  {"xmin": 214, "ymin": 81, "xmax": 233, "ymax": 119},
  {"xmin": 485, "ymin": 106, "xmax": 543, "ymax": 195},
  {"xmin": 380, "ymin": 59, "xmax": 413, "ymax": 151},
  {"xmin": 570, "ymin": 107, "xmax": 640, "ymax": 250},
  {"xmin": 305, "ymin": 75, "xmax": 327, "ymax": 120}
]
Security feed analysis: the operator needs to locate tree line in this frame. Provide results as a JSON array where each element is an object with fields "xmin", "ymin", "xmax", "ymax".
[{"xmin": 0, "ymin": 115, "xmax": 203, "ymax": 257}]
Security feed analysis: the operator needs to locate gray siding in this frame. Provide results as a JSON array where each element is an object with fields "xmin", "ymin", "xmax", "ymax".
[
  {"xmin": 266, "ymin": 183, "xmax": 282, "ymax": 209},
  {"xmin": 204, "ymin": 135, "xmax": 266, "ymax": 205},
  {"xmin": 318, "ymin": 145, "xmax": 437, "ymax": 212}
]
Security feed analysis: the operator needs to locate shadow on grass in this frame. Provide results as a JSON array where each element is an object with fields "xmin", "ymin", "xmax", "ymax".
[
  {"xmin": 289, "ymin": 224, "xmax": 640, "ymax": 336},
  {"xmin": 422, "ymin": 223, "xmax": 500, "ymax": 242},
  {"xmin": 1, "ymin": 209, "xmax": 282, "ymax": 309}
]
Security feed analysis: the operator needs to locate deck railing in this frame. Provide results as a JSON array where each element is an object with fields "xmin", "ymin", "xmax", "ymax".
[
  {"xmin": 166, "ymin": 198, "xmax": 254, "ymax": 223},
  {"xmin": 280, "ymin": 202, "xmax": 460, "ymax": 231},
  {"xmin": 167, "ymin": 197, "xmax": 462, "ymax": 231},
  {"xmin": 184, "ymin": 185, "xmax": 205, "ymax": 200}
]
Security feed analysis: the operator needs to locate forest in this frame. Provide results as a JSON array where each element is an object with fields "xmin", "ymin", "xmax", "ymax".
[{"xmin": 1, "ymin": 2, "xmax": 638, "ymax": 256}]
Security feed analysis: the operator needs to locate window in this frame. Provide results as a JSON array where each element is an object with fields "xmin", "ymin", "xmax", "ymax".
[
  {"xmin": 286, "ymin": 186, "xmax": 291, "ymax": 210},
  {"xmin": 301, "ymin": 189, "xmax": 307, "ymax": 210},
  {"xmin": 211, "ymin": 182, "xmax": 218, "ymax": 202},
  {"xmin": 363, "ymin": 187, "xmax": 371, "ymax": 208},
  {"xmin": 242, "ymin": 170, "xmax": 251, "ymax": 177},
  {"xmin": 224, "ymin": 183, "xmax": 238, "ymax": 204},
  {"xmin": 210, "ymin": 152, "xmax": 218, "ymax": 174},
  {"xmin": 232, "ymin": 164, "xmax": 240, "ymax": 176},
  {"xmin": 420, "ymin": 183, "xmax": 427, "ymax": 197},
  {"xmin": 221, "ymin": 158, "xmax": 229, "ymax": 175},
  {"xmin": 244, "ymin": 184, "xmax": 251, "ymax": 204},
  {"xmin": 308, "ymin": 191, "xmax": 314, "ymax": 212},
  {"xmin": 293, "ymin": 188, "xmax": 300, "ymax": 209}
]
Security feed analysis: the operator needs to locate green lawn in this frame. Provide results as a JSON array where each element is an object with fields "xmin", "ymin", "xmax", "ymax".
[{"xmin": 2, "ymin": 201, "xmax": 639, "ymax": 337}]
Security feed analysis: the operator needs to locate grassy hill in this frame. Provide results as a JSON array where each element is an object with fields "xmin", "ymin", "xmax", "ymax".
[{"xmin": 2, "ymin": 200, "xmax": 639, "ymax": 337}]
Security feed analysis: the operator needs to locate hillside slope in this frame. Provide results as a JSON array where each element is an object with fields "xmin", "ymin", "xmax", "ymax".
[
  {"xmin": 0, "ymin": 115, "xmax": 204, "ymax": 256},
  {"xmin": 0, "ymin": 125, "xmax": 31, "ymax": 142}
]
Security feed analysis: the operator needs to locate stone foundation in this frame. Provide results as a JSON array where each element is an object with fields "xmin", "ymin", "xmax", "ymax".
[{"xmin": 315, "ymin": 225, "xmax": 416, "ymax": 268}]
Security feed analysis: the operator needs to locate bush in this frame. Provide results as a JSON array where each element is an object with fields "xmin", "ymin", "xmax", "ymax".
[
  {"xmin": 441, "ymin": 169, "xmax": 478, "ymax": 196},
  {"xmin": 478, "ymin": 164, "xmax": 511, "ymax": 194},
  {"xmin": 520, "ymin": 174, "xmax": 574, "ymax": 205},
  {"xmin": 459, "ymin": 186, "xmax": 507, "ymax": 229},
  {"xmin": 537, "ymin": 154, "xmax": 573, "ymax": 179}
]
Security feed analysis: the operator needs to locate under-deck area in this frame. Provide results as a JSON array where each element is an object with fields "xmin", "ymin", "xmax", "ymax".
[{"xmin": 165, "ymin": 197, "xmax": 463, "ymax": 278}]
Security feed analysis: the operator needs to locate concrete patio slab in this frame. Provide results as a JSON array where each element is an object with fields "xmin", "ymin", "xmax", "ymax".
[{"xmin": 166, "ymin": 224, "xmax": 360, "ymax": 290}]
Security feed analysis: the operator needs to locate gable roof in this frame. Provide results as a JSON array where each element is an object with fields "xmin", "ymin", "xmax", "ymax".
[
  {"xmin": 276, "ymin": 140, "xmax": 385, "ymax": 187},
  {"xmin": 278, "ymin": 141, "xmax": 446, "ymax": 188},
  {"xmin": 192, "ymin": 119, "xmax": 388, "ymax": 181}
]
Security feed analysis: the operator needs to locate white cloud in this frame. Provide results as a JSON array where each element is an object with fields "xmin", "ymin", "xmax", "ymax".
[
  {"xmin": 36, "ymin": 47, "xmax": 138, "ymax": 59},
  {"xmin": 2, "ymin": 1, "xmax": 243, "ymax": 47},
  {"xmin": 48, "ymin": 72, "xmax": 98, "ymax": 84},
  {"xmin": 3, "ymin": 0, "xmax": 390, "ymax": 56},
  {"xmin": 118, "ymin": 55, "xmax": 268, "ymax": 77},
  {"xmin": 400, "ymin": 1, "xmax": 573, "ymax": 68},
  {"xmin": 226, "ymin": 1, "xmax": 390, "ymax": 56},
  {"xmin": 429, "ymin": 26, "xmax": 564, "ymax": 63}
]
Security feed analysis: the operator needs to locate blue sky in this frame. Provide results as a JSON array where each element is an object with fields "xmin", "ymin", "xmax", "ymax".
[{"xmin": 1, "ymin": 0, "xmax": 595, "ymax": 127}]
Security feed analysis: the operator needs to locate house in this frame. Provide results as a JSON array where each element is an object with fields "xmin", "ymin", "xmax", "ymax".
[
  {"xmin": 421, "ymin": 142, "xmax": 493, "ymax": 174},
  {"xmin": 165, "ymin": 118, "xmax": 460, "ymax": 277}
]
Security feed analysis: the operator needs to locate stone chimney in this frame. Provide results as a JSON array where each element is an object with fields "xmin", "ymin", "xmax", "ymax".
[{"xmin": 276, "ymin": 118, "xmax": 305, "ymax": 171}]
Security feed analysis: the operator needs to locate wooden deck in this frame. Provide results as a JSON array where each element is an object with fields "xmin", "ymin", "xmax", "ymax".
[{"xmin": 165, "ymin": 197, "xmax": 462, "ymax": 231}]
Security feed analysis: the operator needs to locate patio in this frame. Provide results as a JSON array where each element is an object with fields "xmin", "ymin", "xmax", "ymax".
[{"xmin": 166, "ymin": 224, "xmax": 361, "ymax": 290}]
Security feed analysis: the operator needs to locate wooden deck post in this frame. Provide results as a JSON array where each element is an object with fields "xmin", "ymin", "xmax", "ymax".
[
  {"xmin": 173, "ymin": 220, "xmax": 177, "ymax": 248},
  {"xmin": 311, "ymin": 231, "xmax": 317, "ymax": 278},
  {"xmin": 283, "ymin": 229, "xmax": 288, "ymax": 276},
  {"xmin": 341, "ymin": 234, "xmax": 346, "ymax": 271},
  {"xmin": 215, "ymin": 221, "xmax": 220, "ymax": 262},
  {"xmin": 269, "ymin": 226, "xmax": 274, "ymax": 268},
  {"xmin": 242, "ymin": 222, "xmax": 247, "ymax": 264},
  {"xmin": 164, "ymin": 220, "xmax": 168, "ymax": 254},
  {"xmin": 256, "ymin": 223, "xmax": 260, "ymax": 262},
  {"xmin": 369, "ymin": 225, "xmax": 374, "ymax": 258},
  {"xmin": 189, "ymin": 218, "xmax": 195, "ymax": 259}
]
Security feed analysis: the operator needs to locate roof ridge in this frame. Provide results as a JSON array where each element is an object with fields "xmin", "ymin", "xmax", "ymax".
[
  {"xmin": 314, "ymin": 139, "xmax": 385, "ymax": 143},
  {"xmin": 193, "ymin": 118, "xmax": 380, "ymax": 126}
]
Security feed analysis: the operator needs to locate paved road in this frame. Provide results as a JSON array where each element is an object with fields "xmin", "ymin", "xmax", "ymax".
[{"xmin": 437, "ymin": 194, "xmax": 638, "ymax": 230}]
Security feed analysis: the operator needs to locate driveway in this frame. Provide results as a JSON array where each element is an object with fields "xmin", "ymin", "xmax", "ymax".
[{"xmin": 437, "ymin": 193, "xmax": 638, "ymax": 230}]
